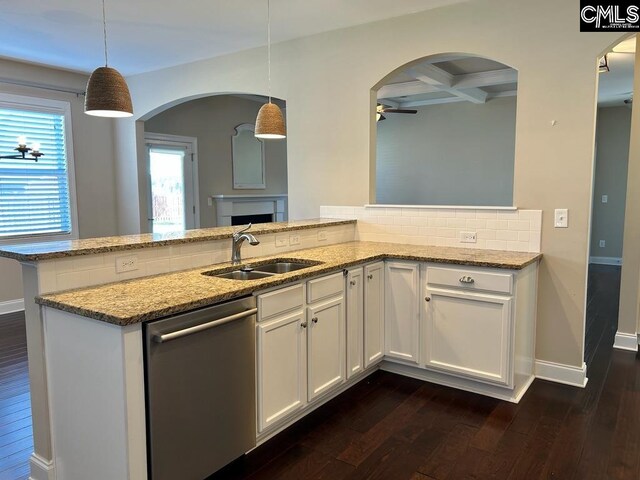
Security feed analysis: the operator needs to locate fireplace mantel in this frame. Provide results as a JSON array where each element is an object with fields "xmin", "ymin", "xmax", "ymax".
[{"xmin": 211, "ymin": 194, "xmax": 287, "ymax": 226}]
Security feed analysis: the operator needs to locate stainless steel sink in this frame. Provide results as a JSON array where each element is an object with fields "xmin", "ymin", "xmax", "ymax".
[
  {"xmin": 253, "ymin": 262, "xmax": 316, "ymax": 274},
  {"xmin": 211, "ymin": 271, "xmax": 274, "ymax": 280}
]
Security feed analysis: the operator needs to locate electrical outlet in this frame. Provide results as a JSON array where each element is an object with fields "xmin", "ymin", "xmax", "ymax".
[
  {"xmin": 116, "ymin": 255, "xmax": 138, "ymax": 273},
  {"xmin": 275, "ymin": 235, "xmax": 288, "ymax": 248},
  {"xmin": 601, "ymin": 195, "xmax": 608, "ymax": 204},
  {"xmin": 317, "ymin": 230, "xmax": 328, "ymax": 241},
  {"xmin": 554, "ymin": 209, "xmax": 569, "ymax": 228},
  {"xmin": 599, "ymin": 240, "xmax": 606, "ymax": 248},
  {"xmin": 289, "ymin": 234, "xmax": 300, "ymax": 246},
  {"xmin": 460, "ymin": 231, "xmax": 477, "ymax": 243}
]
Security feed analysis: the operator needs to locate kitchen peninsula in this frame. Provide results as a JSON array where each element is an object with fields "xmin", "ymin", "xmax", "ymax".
[{"xmin": 0, "ymin": 217, "xmax": 540, "ymax": 480}]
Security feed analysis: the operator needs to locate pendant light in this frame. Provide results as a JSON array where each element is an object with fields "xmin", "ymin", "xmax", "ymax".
[
  {"xmin": 84, "ymin": 0, "xmax": 133, "ymax": 118},
  {"xmin": 255, "ymin": 0, "xmax": 286, "ymax": 139}
]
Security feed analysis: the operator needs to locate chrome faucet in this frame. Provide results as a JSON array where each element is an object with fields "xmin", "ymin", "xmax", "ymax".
[{"xmin": 231, "ymin": 224, "xmax": 260, "ymax": 265}]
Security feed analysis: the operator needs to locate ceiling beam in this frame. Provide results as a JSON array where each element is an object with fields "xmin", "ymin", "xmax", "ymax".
[
  {"xmin": 398, "ymin": 89, "xmax": 517, "ymax": 108},
  {"xmin": 408, "ymin": 64, "xmax": 488, "ymax": 104}
]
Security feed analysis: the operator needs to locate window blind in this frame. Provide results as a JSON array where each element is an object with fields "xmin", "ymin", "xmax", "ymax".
[{"xmin": 0, "ymin": 107, "xmax": 71, "ymax": 238}]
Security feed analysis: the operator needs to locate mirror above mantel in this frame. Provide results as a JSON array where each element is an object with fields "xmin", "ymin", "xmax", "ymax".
[{"xmin": 232, "ymin": 123, "xmax": 266, "ymax": 189}]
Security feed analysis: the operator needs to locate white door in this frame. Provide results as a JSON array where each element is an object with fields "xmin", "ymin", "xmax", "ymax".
[
  {"xmin": 385, "ymin": 261, "xmax": 420, "ymax": 363},
  {"xmin": 345, "ymin": 267, "xmax": 364, "ymax": 379},
  {"xmin": 256, "ymin": 310, "xmax": 306, "ymax": 433},
  {"xmin": 307, "ymin": 297, "xmax": 346, "ymax": 401},
  {"xmin": 424, "ymin": 287, "xmax": 513, "ymax": 386},
  {"xmin": 364, "ymin": 262, "xmax": 385, "ymax": 367},
  {"xmin": 146, "ymin": 135, "xmax": 198, "ymax": 234}
]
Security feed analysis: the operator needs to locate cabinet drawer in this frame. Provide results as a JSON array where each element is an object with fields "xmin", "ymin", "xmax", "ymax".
[
  {"xmin": 427, "ymin": 266, "xmax": 512, "ymax": 295},
  {"xmin": 307, "ymin": 272, "xmax": 344, "ymax": 303},
  {"xmin": 258, "ymin": 283, "xmax": 304, "ymax": 321}
]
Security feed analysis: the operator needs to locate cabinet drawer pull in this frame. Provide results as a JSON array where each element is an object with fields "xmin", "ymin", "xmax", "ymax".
[
  {"xmin": 312, "ymin": 317, "xmax": 319, "ymax": 324},
  {"xmin": 367, "ymin": 274, "xmax": 373, "ymax": 280},
  {"xmin": 459, "ymin": 276, "xmax": 475, "ymax": 284},
  {"xmin": 425, "ymin": 296, "xmax": 431, "ymax": 302},
  {"xmin": 349, "ymin": 280, "xmax": 357, "ymax": 286},
  {"xmin": 301, "ymin": 321, "xmax": 308, "ymax": 329}
]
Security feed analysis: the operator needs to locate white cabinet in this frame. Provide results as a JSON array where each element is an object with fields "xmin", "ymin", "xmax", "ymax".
[
  {"xmin": 307, "ymin": 297, "xmax": 345, "ymax": 400},
  {"xmin": 364, "ymin": 262, "xmax": 385, "ymax": 367},
  {"xmin": 424, "ymin": 288, "xmax": 513, "ymax": 386},
  {"xmin": 385, "ymin": 261, "xmax": 420, "ymax": 363},
  {"xmin": 256, "ymin": 286, "xmax": 306, "ymax": 433},
  {"xmin": 345, "ymin": 267, "xmax": 364, "ymax": 378},
  {"xmin": 257, "ymin": 272, "xmax": 345, "ymax": 433}
]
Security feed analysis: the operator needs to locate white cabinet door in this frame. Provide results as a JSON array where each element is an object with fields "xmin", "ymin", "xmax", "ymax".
[
  {"xmin": 256, "ymin": 310, "xmax": 306, "ymax": 433},
  {"xmin": 364, "ymin": 262, "xmax": 385, "ymax": 367},
  {"xmin": 385, "ymin": 261, "xmax": 420, "ymax": 363},
  {"xmin": 424, "ymin": 287, "xmax": 513, "ymax": 386},
  {"xmin": 307, "ymin": 297, "xmax": 346, "ymax": 401},
  {"xmin": 346, "ymin": 267, "xmax": 364, "ymax": 379}
]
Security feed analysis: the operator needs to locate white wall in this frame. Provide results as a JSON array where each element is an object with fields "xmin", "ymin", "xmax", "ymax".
[
  {"xmin": 114, "ymin": 0, "xmax": 623, "ymax": 369},
  {"xmin": 376, "ymin": 96, "xmax": 516, "ymax": 206},
  {"xmin": 0, "ymin": 59, "xmax": 118, "ymax": 305},
  {"xmin": 144, "ymin": 95, "xmax": 287, "ymax": 228},
  {"xmin": 590, "ymin": 106, "xmax": 631, "ymax": 260}
]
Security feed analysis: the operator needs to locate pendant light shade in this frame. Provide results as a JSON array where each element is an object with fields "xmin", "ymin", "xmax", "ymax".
[
  {"xmin": 255, "ymin": 102, "xmax": 286, "ymax": 139},
  {"xmin": 255, "ymin": 0, "xmax": 286, "ymax": 139},
  {"xmin": 85, "ymin": 66, "xmax": 133, "ymax": 117},
  {"xmin": 84, "ymin": 0, "xmax": 133, "ymax": 118}
]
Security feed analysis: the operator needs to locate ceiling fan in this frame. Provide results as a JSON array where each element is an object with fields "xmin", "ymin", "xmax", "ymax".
[{"xmin": 376, "ymin": 104, "xmax": 417, "ymax": 122}]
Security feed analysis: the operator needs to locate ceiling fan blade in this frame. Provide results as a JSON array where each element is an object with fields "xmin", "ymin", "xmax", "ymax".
[{"xmin": 381, "ymin": 108, "xmax": 417, "ymax": 114}]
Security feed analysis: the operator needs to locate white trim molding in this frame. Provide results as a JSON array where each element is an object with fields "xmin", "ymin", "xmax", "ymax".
[
  {"xmin": 0, "ymin": 298, "xmax": 24, "ymax": 315},
  {"xmin": 589, "ymin": 256, "xmax": 622, "ymax": 266},
  {"xmin": 29, "ymin": 452, "xmax": 55, "ymax": 480},
  {"xmin": 613, "ymin": 331, "xmax": 639, "ymax": 352},
  {"xmin": 535, "ymin": 360, "xmax": 588, "ymax": 388}
]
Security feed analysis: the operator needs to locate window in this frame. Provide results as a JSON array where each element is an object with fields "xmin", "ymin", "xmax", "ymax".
[{"xmin": 0, "ymin": 94, "xmax": 77, "ymax": 240}]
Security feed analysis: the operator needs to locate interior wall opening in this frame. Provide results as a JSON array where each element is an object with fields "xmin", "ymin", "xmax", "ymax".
[{"xmin": 372, "ymin": 53, "xmax": 518, "ymax": 207}]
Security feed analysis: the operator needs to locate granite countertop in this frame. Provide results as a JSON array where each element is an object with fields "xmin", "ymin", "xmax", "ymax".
[
  {"xmin": 37, "ymin": 241, "xmax": 541, "ymax": 326},
  {"xmin": 0, "ymin": 218, "xmax": 355, "ymax": 262}
]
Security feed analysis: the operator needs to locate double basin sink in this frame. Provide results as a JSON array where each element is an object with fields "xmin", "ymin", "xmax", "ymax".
[{"xmin": 202, "ymin": 260, "xmax": 322, "ymax": 281}]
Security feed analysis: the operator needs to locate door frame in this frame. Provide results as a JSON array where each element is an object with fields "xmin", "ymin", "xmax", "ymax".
[{"xmin": 144, "ymin": 132, "xmax": 200, "ymax": 233}]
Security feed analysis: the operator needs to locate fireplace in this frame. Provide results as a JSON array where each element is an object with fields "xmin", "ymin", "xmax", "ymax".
[
  {"xmin": 212, "ymin": 194, "xmax": 287, "ymax": 226},
  {"xmin": 231, "ymin": 213, "xmax": 274, "ymax": 225}
]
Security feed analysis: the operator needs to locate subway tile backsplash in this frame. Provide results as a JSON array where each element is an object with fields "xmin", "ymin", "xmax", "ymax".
[{"xmin": 320, "ymin": 206, "xmax": 542, "ymax": 253}]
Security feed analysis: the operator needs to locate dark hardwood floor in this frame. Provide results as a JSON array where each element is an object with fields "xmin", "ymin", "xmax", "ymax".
[
  {"xmin": 0, "ymin": 265, "xmax": 632, "ymax": 480},
  {"xmin": 210, "ymin": 264, "xmax": 636, "ymax": 480},
  {"xmin": 0, "ymin": 310, "xmax": 31, "ymax": 480}
]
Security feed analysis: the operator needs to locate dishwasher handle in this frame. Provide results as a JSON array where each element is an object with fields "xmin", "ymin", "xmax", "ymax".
[{"xmin": 153, "ymin": 307, "xmax": 258, "ymax": 343}]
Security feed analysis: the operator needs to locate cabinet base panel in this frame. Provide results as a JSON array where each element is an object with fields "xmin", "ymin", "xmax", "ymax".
[{"xmin": 380, "ymin": 361, "xmax": 535, "ymax": 403}]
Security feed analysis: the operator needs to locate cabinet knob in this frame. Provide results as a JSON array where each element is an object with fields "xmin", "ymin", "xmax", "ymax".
[
  {"xmin": 367, "ymin": 274, "xmax": 373, "ymax": 280},
  {"xmin": 349, "ymin": 280, "xmax": 357, "ymax": 286},
  {"xmin": 425, "ymin": 296, "xmax": 431, "ymax": 302},
  {"xmin": 312, "ymin": 317, "xmax": 319, "ymax": 324},
  {"xmin": 459, "ymin": 276, "xmax": 475, "ymax": 284},
  {"xmin": 301, "ymin": 321, "xmax": 308, "ymax": 329}
]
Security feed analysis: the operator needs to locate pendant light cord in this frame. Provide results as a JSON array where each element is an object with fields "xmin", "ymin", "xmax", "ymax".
[
  {"xmin": 267, "ymin": 0, "xmax": 271, "ymax": 103},
  {"xmin": 102, "ymin": 0, "xmax": 109, "ymax": 67}
]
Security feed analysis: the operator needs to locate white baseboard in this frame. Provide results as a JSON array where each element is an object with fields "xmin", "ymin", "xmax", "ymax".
[
  {"xmin": 535, "ymin": 360, "xmax": 588, "ymax": 387},
  {"xmin": 613, "ymin": 331, "xmax": 639, "ymax": 352},
  {"xmin": 0, "ymin": 298, "xmax": 24, "ymax": 315},
  {"xmin": 29, "ymin": 453, "xmax": 55, "ymax": 480},
  {"xmin": 589, "ymin": 256, "xmax": 622, "ymax": 266}
]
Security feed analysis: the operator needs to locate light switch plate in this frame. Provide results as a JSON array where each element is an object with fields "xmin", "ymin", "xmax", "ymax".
[
  {"xmin": 602, "ymin": 195, "xmax": 608, "ymax": 204},
  {"xmin": 275, "ymin": 235, "xmax": 288, "ymax": 247},
  {"xmin": 116, "ymin": 255, "xmax": 138, "ymax": 273},
  {"xmin": 289, "ymin": 234, "xmax": 300, "ymax": 246},
  {"xmin": 599, "ymin": 240, "xmax": 606, "ymax": 248},
  {"xmin": 554, "ymin": 209, "xmax": 569, "ymax": 228}
]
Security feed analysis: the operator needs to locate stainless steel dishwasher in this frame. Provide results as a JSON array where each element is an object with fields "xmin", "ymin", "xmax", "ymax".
[{"xmin": 143, "ymin": 296, "xmax": 257, "ymax": 480}]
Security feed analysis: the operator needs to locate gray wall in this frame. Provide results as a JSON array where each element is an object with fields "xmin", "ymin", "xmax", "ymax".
[
  {"xmin": 590, "ymin": 106, "xmax": 631, "ymax": 259},
  {"xmin": 145, "ymin": 95, "xmax": 287, "ymax": 228},
  {"xmin": 376, "ymin": 96, "xmax": 516, "ymax": 206},
  {"xmin": 0, "ymin": 59, "xmax": 118, "ymax": 304}
]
